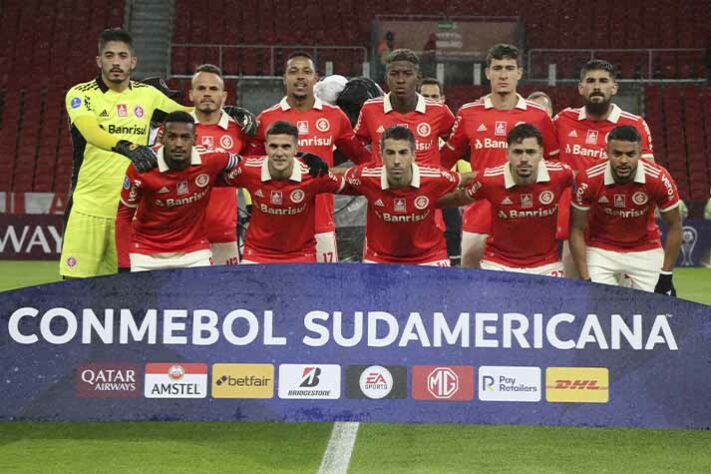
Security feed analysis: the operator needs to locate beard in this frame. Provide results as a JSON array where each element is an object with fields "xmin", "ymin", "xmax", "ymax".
[
  {"xmin": 165, "ymin": 155, "xmax": 190, "ymax": 171},
  {"xmin": 584, "ymin": 95, "xmax": 611, "ymax": 116}
]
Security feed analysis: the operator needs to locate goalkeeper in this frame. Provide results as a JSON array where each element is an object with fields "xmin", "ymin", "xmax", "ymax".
[{"xmin": 61, "ymin": 28, "xmax": 194, "ymax": 278}]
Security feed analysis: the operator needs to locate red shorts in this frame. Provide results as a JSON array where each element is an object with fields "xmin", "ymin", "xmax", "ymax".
[
  {"xmin": 462, "ymin": 200, "xmax": 492, "ymax": 234},
  {"xmin": 555, "ymin": 187, "xmax": 572, "ymax": 241}
]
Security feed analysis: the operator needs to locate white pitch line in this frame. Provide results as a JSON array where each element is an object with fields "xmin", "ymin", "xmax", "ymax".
[{"xmin": 317, "ymin": 421, "xmax": 360, "ymax": 474}]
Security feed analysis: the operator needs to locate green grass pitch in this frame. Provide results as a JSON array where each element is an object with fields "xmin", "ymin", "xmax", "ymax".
[{"xmin": 1, "ymin": 261, "xmax": 710, "ymax": 472}]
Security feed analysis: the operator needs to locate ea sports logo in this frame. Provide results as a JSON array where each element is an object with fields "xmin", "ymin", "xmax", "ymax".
[
  {"xmin": 195, "ymin": 173, "xmax": 210, "ymax": 187},
  {"xmin": 417, "ymin": 122, "xmax": 431, "ymax": 137},
  {"xmin": 359, "ymin": 365, "xmax": 393, "ymax": 399},
  {"xmin": 414, "ymin": 195, "xmax": 430, "ymax": 210},
  {"xmin": 290, "ymin": 189, "xmax": 305, "ymax": 203},
  {"xmin": 632, "ymin": 191, "xmax": 648, "ymax": 205},
  {"xmin": 316, "ymin": 118, "xmax": 330, "ymax": 132},
  {"xmin": 427, "ymin": 367, "xmax": 459, "ymax": 399},
  {"xmin": 168, "ymin": 365, "xmax": 185, "ymax": 380},
  {"xmin": 539, "ymin": 190, "xmax": 554, "ymax": 205},
  {"xmin": 220, "ymin": 135, "xmax": 234, "ymax": 149}
]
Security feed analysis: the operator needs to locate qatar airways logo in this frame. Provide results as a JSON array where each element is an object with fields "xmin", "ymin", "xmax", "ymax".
[
  {"xmin": 155, "ymin": 189, "xmax": 209, "ymax": 207},
  {"xmin": 474, "ymin": 138, "xmax": 508, "ymax": 150},
  {"xmin": 498, "ymin": 205, "xmax": 558, "ymax": 219},
  {"xmin": 298, "ymin": 136, "xmax": 333, "ymax": 148}
]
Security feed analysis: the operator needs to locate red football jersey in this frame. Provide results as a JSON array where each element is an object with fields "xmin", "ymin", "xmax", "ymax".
[
  {"xmin": 572, "ymin": 159, "xmax": 680, "ymax": 251},
  {"xmin": 194, "ymin": 111, "xmax": 247, "ymax": 243},
  {"xmin": 245, "ymin": 97, "xmax": 369, "ymax": 235},
  {"xmin": 354, "ymin": 93, "xmax": 455, "ymax": 167},
  {"xmin": 343, "ymin": 163, "xmax": 461, "ymax": 263},
  {"xmin": 223, "ymin": 156, "xmax": 346, "ymax": 262},
  {"xmin": 116, "ymin": 148, "xmax": 241, "ymax": 265},
  {"xmin": 465, "ymin": 161, "xmax": 574, "ymax": 267}
]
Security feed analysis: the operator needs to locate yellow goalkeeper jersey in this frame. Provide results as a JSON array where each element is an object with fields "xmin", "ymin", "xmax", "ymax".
[{"xmin": 65, "ymin": 76, "xmax": 188, "ymax": 218}]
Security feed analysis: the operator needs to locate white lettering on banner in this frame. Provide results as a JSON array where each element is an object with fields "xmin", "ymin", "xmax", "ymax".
[
  {"xmin": 0, "ymin": 225, "xmax": 63, "ymax": 254},
  {"xmin": 5, "ymin": 308, "xmax": 678, "ymax": 351}
]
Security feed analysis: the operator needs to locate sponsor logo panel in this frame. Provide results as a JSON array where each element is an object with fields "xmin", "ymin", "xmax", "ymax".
[
  {"xmin": 278, "ymin": 364, "xmax": 341, "ymax": 399},
  {"xmin": 412, "ymin": 365, "xmax": 474, "ymax": 401},
  {"xmin": 346, "ymin": 365, "xmax": 406, "ymax": 399},
  {"xmin": 478, "ymin": 366, "xmax": 541, "ymax": 402},
  {"xmin": 77, "ymin": 363, "xmax": 141, "ymax": 398},
  {"xmin": 144, "ymin": 363, "xmax": 208, "ymax": 398},
  {"xmin": 212, "ymin": 363, "xmax": 274, "ymax": 399},
  {"xmin": 545, "ymin": 367, "xmax": 609, "ymax": 403}
]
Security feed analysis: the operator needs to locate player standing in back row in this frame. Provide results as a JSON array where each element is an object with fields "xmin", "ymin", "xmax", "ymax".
[{"xmin": 441, "ymin": 44, "xmax": 559, "ymax": 268}]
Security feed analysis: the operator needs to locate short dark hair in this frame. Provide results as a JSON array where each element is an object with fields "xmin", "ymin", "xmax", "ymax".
[
  {"xmin": 580, "ymin": 59, "xmax": 617, "ymax": 81},
  {"xmin": 486, "ymin": 43, "xmax": 521, "ymax": 67},
  {"xmin": 194, "ymin": 63, "xmax": 223, "ymax": 76},
  {"xmin": 380, "ymin": 125, "xmax": 415, "ymax": 152},
  {"xmin": 507, "ymin": 123, "xmax": 543, "ymax": 147},
  {"xmin": 419, "ymin": 77, "xmax": 443, "ymax": 95},
  {"xmin": 386, "ymin": 49, "xmax": 420, "ymax": 68},
  {"xmin": 527, "ymin": 91, "xmax": 552, "ymax": 104},
  {"xmin": 266, "ymin": 120, "xmax": 299, "ymax": 140},
  {"xmin": 608, "ymin": 125, "xmax": 641, "ymax": 143},
  {"xmin": 164, "ymin": 111, "xmax": 195, "ymax": 126},
  {"xmin": 98, "ymin": 28, "xmax": 134, "ymax": 54},
  {"xmin": 287, "ymin": 50, "xmax": 314, "ymax": 62}
]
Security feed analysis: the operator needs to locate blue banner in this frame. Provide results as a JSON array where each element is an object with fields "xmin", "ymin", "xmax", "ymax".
[{"xmin": 1, "ymin": 264, "xmax": 710, "ymax": 428}]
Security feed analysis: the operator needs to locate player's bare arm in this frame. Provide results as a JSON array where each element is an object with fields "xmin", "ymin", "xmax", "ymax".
[
  {"xmin": 436, "ymin": 188, "xmax": 473, "ymax": 208},
  {"xmin": 569, "ymin": 207, "xmax": 590, "ymax": 280}
]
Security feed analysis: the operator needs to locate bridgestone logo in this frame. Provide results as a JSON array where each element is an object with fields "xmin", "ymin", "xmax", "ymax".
[{"xmin": 287, "ymin": 389, "xmax": 331, "ymax": 396}]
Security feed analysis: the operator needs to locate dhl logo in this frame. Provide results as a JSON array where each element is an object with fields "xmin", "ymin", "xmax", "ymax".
[
  {"xmin": 548, "ymin": 379, "xmax": 608, "ymax": 390},
  {"xmin": 546, "ymin": 368, "xmax": 609, "ymax": 403}
]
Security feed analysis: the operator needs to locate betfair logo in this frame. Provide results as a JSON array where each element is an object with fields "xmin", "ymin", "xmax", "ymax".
[
  {"xmin": 211, "ymin": 363, "xmax": 274, "ymax": 399},
  {"xmin": 545, "ymin": 367, "xmax": 609, "ymax": 403}
]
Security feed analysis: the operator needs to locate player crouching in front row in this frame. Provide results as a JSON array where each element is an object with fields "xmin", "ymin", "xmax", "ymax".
[
  {"xmin": 569, "ymin": 125, "xmax": 682, "ymax": 295},
  {"xmin": 116, "ymin": 114, "xmax": 330, "ymax": 271},
  {"xmin": 437, "ymin": 123, "xmax": 573, "ymax": 276}
]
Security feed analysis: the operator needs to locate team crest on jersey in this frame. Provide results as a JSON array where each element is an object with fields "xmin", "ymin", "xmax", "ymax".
[
  {"xmin": 495, "ymin": 121, "xmax": 507, "ymax": 137},
  {"xmin": 297, "ymin": 121, "xmax": 309, "ymax": 135},
  {"xmin": 394, "ymin": 198, "xmax": 407, "ymax": 213},
  {"xmin": 201, "ymin": 136, "xmax": 214, "ymax": 149},
  {"xmin": 195, "ymin": 174, "xmax": 210, "ymax": 187},
  {"xmin": 501, "ymin": 196, "xmax": 513, "ymax": 205},
  {"xmin": 220, "ymin": 135, "xmax": 234, "ymax": 149},
  {"xmin": 568, "ymin": 129, "xmax": 578, "ymax": 137},
  {"xmin": 177, "ymin": 181, "xmax": 189, "ymax": 195},
  {"xmin": 290, "ymin": 189, "xmax": 305, "ymax": 203},
  {"xmin": 539, "ymin": 190, "xmax": 554, "ymax": 205},
  {"xmin": 520, "ymin": 193, "xmax": 533, "ymax": 208},
  {"xmin": 476, "ymin": 123, "xmax": 487, "ymax": 132},
  {"xmin": 614, "ymin": 194, "xmax": 626, "ymax": 208},
  {"xmin": 270, "ymin": 190, "xmax": 283, "ymax": 205},
  {"xmin": 417, "ymin": 122, "xmax": 432, "ymax": 138},
  {"xmin": 414, "ymin": 195, "xmax": 430, "ymax": 210},
  {"xmin": 316, "ymin": 118, "xmax": 330, "ymax": 132},
  {"xmin": 134, "ymin": 105, "xmax": 144, "ymax": 118},
  {"xmin": 632, "ymin": 191, "xmax": 648, "ymax": 205},
  {"xmin": 585, "ymin": 130, "xmax": 599, "ymax": 145},
  {"xmin": 117, "ymin": 104, "xmax": 128, "ymax": 117}
]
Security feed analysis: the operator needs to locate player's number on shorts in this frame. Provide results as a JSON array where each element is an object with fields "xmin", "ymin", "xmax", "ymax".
[{"xmin": 322, "ymin": 252, "xmax": 335, "ymax": 263}]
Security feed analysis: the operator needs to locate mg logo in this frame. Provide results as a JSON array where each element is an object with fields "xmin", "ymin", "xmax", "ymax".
[{"xmin": 427, "ymin": 367, "xmax": 459, "ymax": 399}]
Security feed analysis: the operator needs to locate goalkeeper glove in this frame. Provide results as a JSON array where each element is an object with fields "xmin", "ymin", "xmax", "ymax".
[
  {"xmin": 298, "ymin": 152, "xmax": 330, "ymax": 177},
  {"xmin": 113, "ymin": 140, "xmax": 158, "ymax": 172},
  {"xmin": 224, "ymin": 106, "xmax": 258, "ymax": 137},
  {"xmin": 654, "ymin": 271, "xmax": 676, "ymax": 296}
]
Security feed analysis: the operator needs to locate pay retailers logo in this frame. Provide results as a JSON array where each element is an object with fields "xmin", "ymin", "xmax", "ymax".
[
  {"xmin": 144, "ymin": 363, "xmax": 207, "ymax": 398},
  {"xmin": 278, "ymin": 364, "xmax": 341, "ymax": 399},
  {"xmin": 478, "ymin": 366, "xmax": 541, "ymax": 402},
  {"xmin": 212, "ymin": 363, "xmax": 274, "ymax": 399}
]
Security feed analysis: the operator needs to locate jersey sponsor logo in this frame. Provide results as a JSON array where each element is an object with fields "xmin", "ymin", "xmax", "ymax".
[
  {"xmin": 614, "ymin": 194, "xmax": 626, "ymax": 208},
  {"xmin": 70, "ymin": 97, "xmax": 82, "ymax": 109},
  {"xmin": 570, "ymin": 144, "xmax": 606, "ymax": 159},
  {"xmin": 441, "ymin": 170, "xmax": 456, "ymax": 183},
  {"xmin": 117, "ymin": 104, "xmax": 128, "ymax": 117},
  {"xmin": 412, "ymin": 365, "xmax": 474, "ymax": 401},
  {"xmin": 144, "ymin": 363, "xmax": 208, "ymax": 399},
  {"xmin": 585, "ymin": 130, "xmax": 599, "ymax": 145},
  {"xmin": 298, "ymin": 136, "xmax": 333, "ymax": 148},
  {"xmin": 497, "ymin": 205, "xmax": 558, "ymax": 219},
  {"xmin": 501, "ymin": 196, "xmax": 513, "ymax": 205},
  {"xmin": 374, "ymin": 199, "xmax": 385, "ymax": 207},
  {"xmin": 394, "ymin": 198, "xmax": 406, "ymax": 213},
  {"xmin": 220, "ymin": 135, "xmax": 234, "ymax": 149},
  {"xmin": 414, "ymin": 195, "xmax": 430, "ymax": 210},
  {"xmin": 495, "ymin": 121, "xmax": 507, "ymax": 136},
  {"xmin": 417, "ymin": 122, "xmax": 432, "ymax": 137},
  {"xmin": 270, "ymin": 190, "xmax": 283, "ymax": 205},
  {"xmin": 598, "ymin": 195, "xmax": 609, "ymax": 203},
  {"xmin": 134, "ymin": 105, "xmax": 144, "ymax": 118},
  {"xmin": 568, "ymin": 129, "xmax": 578, "ymax": 137},
  {"xmin": 476, "ymin": 123, "xmax": 487, "ymax": 132},
  {"xmin": 521, "ymin": 193, "xmax": 533, "ymax": 209},
  {"xmin": 660, "ymin": 172, "xmax": 676, "ymax": 197},
  {"xmin": 297, "ymin": 121, "xmax": 309, "ymax": 135},
  {"xmin": 107, "ymin": 124, "xmax": 148, "ymax": 135},
  {"xmin": 211, "ymin": 363, "xmax": 274, "ymax": 399},
  {"xmin": 155, "ymin": 188, "xmax": 209, "ymax": 207},
  {"xmin": 632, "ymin": 191, "xmax": 648, "ymax": 205},
  {"xmin": 539, "ymin": 190, "xmax": 554, "ymax": 205},
  {"xmin": 545, "ymin": 367, "xmax": 609, "ymax": 403},
  {"xmin": 316, "ymin": 118, "xmax": 330, "ymax": 132},
  {"xmin": 278, "ymin": 364, "xmax": 341, "ymax": 399},
  {"xmin": 415, "ymin": 140, "xmax": 434, "ymax": 151},
  {"xmin": 158, "ymin": 186, "xmax": 170, "ymax": 194},
  {"xmin": 603, "ymin": 207, "xmax": 647, "ymax": 218},
  {"xmin": 290, "ymin": 189, "xmax": 305, "ymax": 204},
  {"xmin": 257, "ymin": 202, "xmax": 307, "ymax": 216},
  {"xmin": 177, "ymin": 180, "xmax": 189, "ymax": 195},
  {"xmin": 479, "ymin": 366, "xmax": 541, "ymax": 402},
  {"xmin": 475, "ymin": 138, "xmax": 508, "ymax": 150},
  {"xmin": 123, "ymin": 176, "xmax": 131, "ymax": 189},
  {"xmin": 195, "ymin": 173, "xmax": 210, "ymax": 188},
  {"xmin": 201, "ymin": 136, "xmax": 214, "ymax": 149}
]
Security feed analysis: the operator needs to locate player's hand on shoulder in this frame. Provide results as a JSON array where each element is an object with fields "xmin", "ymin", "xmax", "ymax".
[
  {"xmin": 298, "ymin": 152, "xmax": 330, "ymax": 177},
  {"xmin": 113, "ymin": 140, "xmax": 158, "ymax": 172},
  {"xmin": 224, "ymin": 106, "xmax": 258, "ymax": 137}
]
